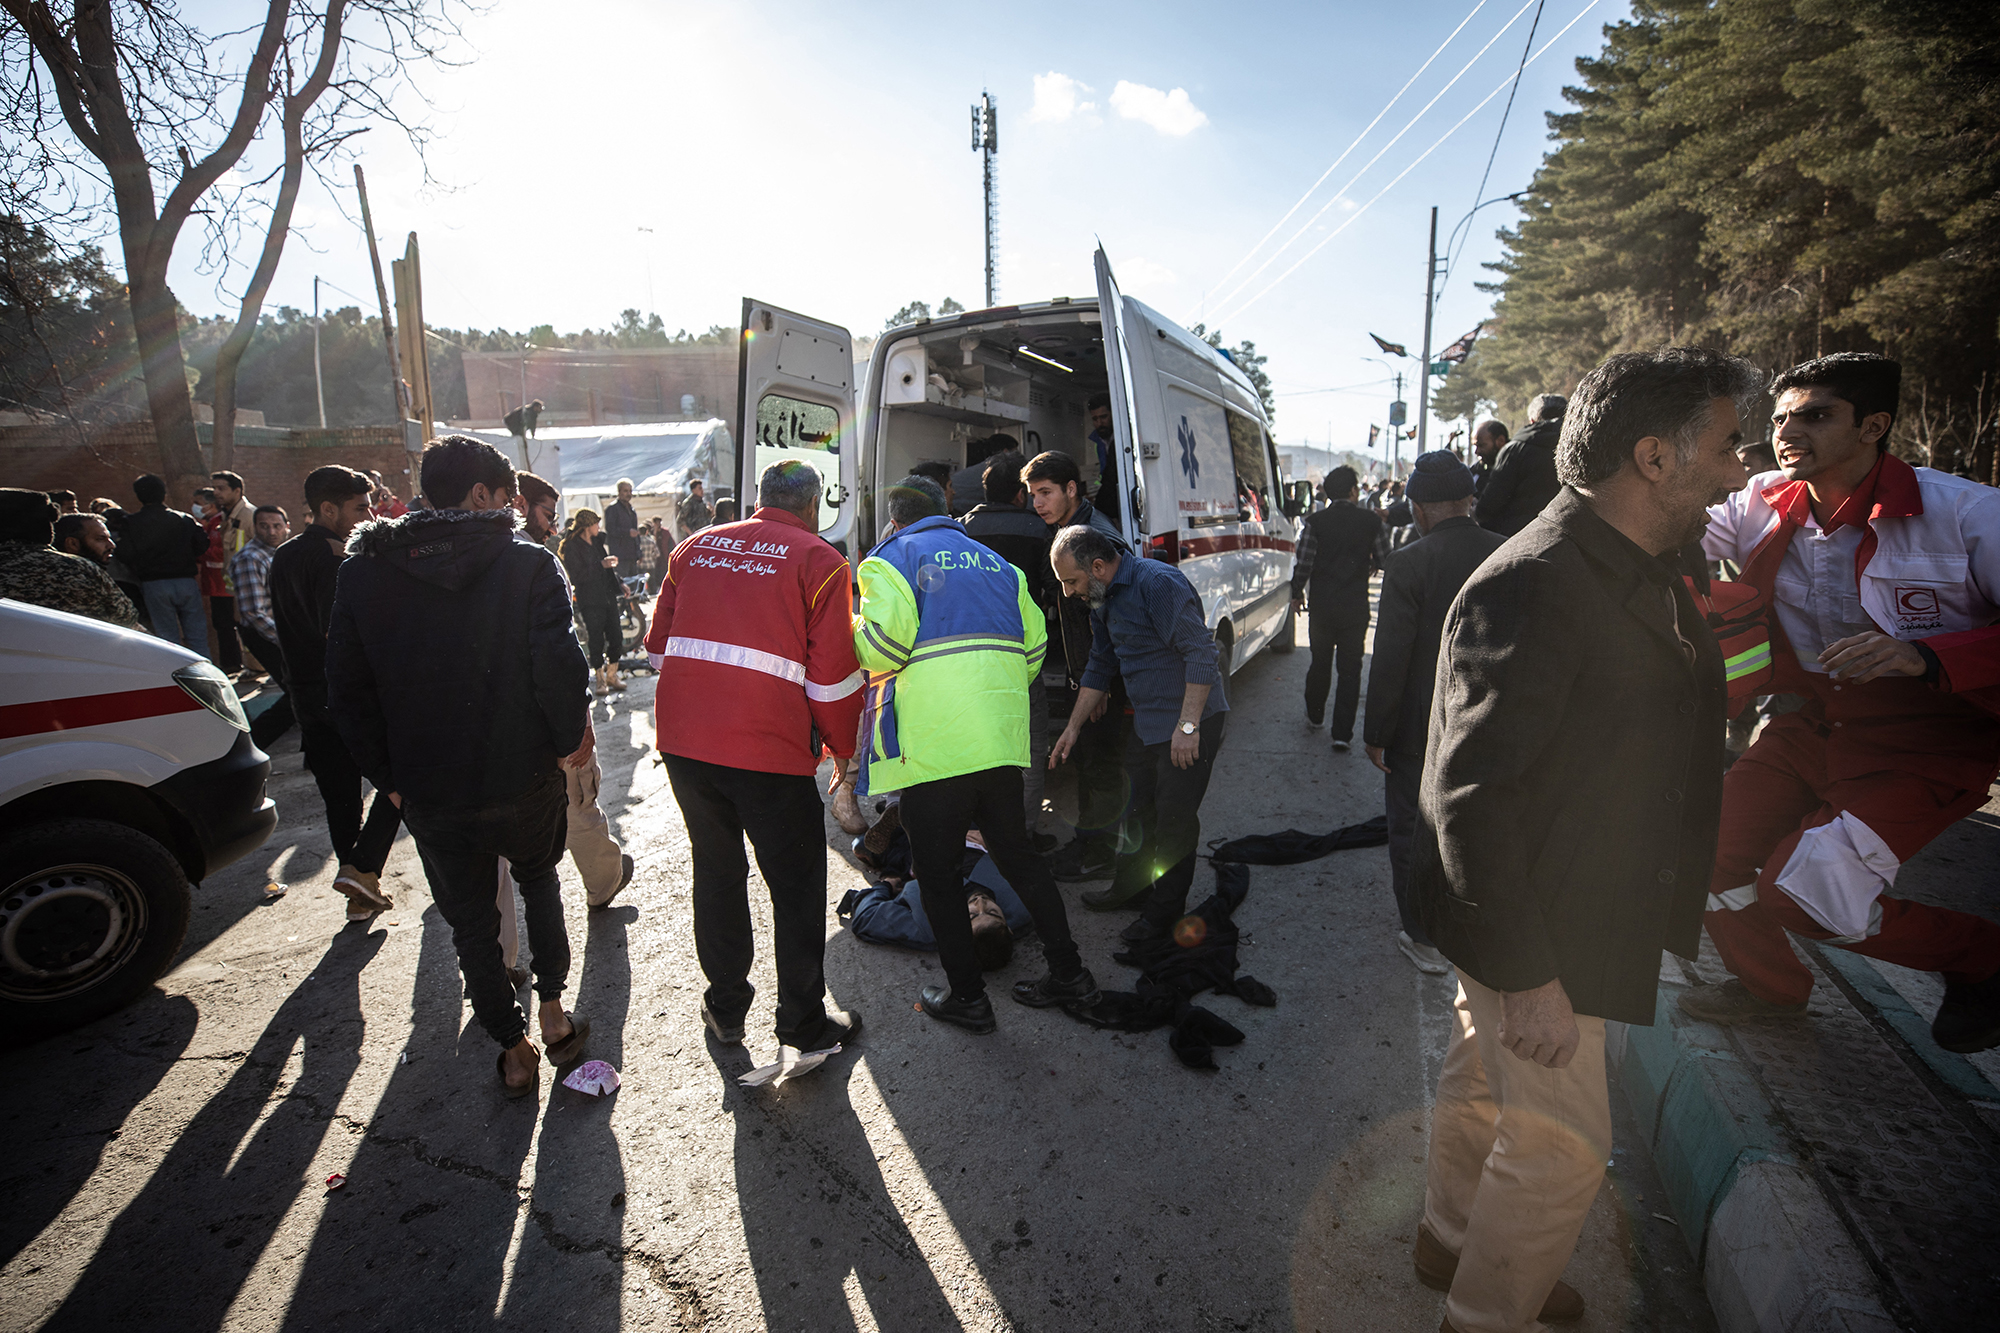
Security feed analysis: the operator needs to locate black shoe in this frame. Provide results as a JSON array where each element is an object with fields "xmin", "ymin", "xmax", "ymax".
[
  {"xmin": 1676, "ymin": 978, "xmax": 1808, "ymax": 1024},
  {"xmin": 918, "ymin": 985, "xmax": 996, "ymax": 1034},
  {"xmin": 1012, "ymin": 968, "xmax": 1102, "ymax": 1008},
  {"xmin": 813, "ymin": 1007, "xmax": 862, "ymax": 1049},
  {"xmin": 1119, "ymin": 918, "xmax": 1170, "ymax": 945},
  {"xmin": 1932, "ymin": 970, "xmax": 2000, "ymax": 1053},
  {"xmin": 1330, "ymin": 739, "xmax": 1351, "ymax": 753},
  {"xmin": 1080, "ymin": 881, "xmax": 1150, "ymax": 911},
  {"xmin": 1031, "ymin": 831, "xmax": 1060, "ymax": 855},
  {"xmin": 1049, "ymin": 842, "xmax": 1115, "ymax": 882}
]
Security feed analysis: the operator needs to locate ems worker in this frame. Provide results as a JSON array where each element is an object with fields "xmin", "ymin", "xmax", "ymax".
[
  {"xmin": 853, "ymin": 475, "xmax": 1100, "ymax": 1035},
  {"xmin": 1687, "ymin": 353, "xmax": 2000, "ymax": 1052},
  {"xmin": 645, "ymin": 461, "xmax": 864, "ymax": 1053}
]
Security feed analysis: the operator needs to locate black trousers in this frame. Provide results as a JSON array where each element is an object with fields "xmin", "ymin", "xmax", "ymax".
[
  {"xmin": 237, "ymin": 622, "xmax": 295, "ymax": 748},
  {"xmin": 1069, "ymin": 686, "xmax": 1132, "ymax": 855},
  {"xmin": 401, "ymin": 770, "xmax": 570, "ymax": 1048},
  {"xmin": 901, "ymin": 765, "xmax": 1086, "ymax": 1003},
  {"xmin": 1305, "ymin": 608, "xmax": 1367, "ymax": 741},
  {"xmin": 579, "ymin": 601, "xmax": 621, "ymax": 668},
  {"xmin": 664, "ymin": 753, "xmax": 833, "ymax": 1048},
  {"xmin": 209, "ymin": 595, "xmax": 242, "ymax": 672},
  {"xmin": 1109, "ymin": 712, "xmax": 1227, "ymax": 925},
  {"xmin": 299, "ymin": 715, "xmax": 402, "ymax": 874},
  {"xmin": 1383, "ymin": 748, "xmax": 1433, "ymax": 946}
]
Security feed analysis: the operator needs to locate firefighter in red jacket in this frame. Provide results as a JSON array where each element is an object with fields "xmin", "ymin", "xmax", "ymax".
[
  {"xmin": 645, "ymin": 461, "xmax": 865, "ymax": 1054},
  {"xmin": 1686, "ymin": 353, "xmax": 2000, "ymax": 1052}
]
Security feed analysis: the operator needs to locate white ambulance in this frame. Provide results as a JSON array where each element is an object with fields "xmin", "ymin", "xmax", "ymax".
[
  {"xmin": 734, "ymin": 247, "xmax": 1304, "ymax": 670},
  {"xmin": 1, "ymin": 599, "xmax": 278, "ymax": 1041}
]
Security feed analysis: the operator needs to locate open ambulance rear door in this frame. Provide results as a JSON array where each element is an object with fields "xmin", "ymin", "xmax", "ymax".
[
  {"xmin": 735, "ymin": 300, "xmax": 858, "ymax": 549},
  {"xmin": 1092, "ymin": 247, "xmax": 1145, "ymax": 547}
]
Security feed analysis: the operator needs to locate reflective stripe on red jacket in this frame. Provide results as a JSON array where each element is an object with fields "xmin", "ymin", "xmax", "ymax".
[{"xmin": 644, "ymin": 507, "xmax": 864, "ymax": 776}]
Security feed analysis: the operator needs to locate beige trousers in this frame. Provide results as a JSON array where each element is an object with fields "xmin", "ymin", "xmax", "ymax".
[
  {"xmin": 1423, "ymin": 974, "xmax": 1610, "ymax": 1333},
  {"xmin": 499, "ymin": 759, "xmax": 626, "ymax": 968}
]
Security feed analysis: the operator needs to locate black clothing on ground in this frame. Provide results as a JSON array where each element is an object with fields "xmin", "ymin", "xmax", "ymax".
[
  {"xmin": 900, "ymin": 764, "xmax": 1085, "ymax": 1003},
  {"xmin": 1364, "ymin": 515, "xmax": 1508, "ymax": 757},
  {"xmin": 1384, "ymin": 752, "xmax": 1431, "ymax": 946},
  {"xmin": 299, "ymin": 715, "xmax": 402, "ymax": 875},
  {"xmin": 1305, "ymin": 611, "xmax": 1366, "ymax": 740},
  {"xmin": 209, "ymin": 595, "xmax": 242, "ymax": 672},
  {"xmin": 118, "ymin": 502, "xmax": 207, "ymax": 582},
  {"xmin": 961, "ymin": 501, "xmax": 1056, "ymax": 610},
  {"xmin": 1412, "ymin": 487, "xmax": 1727, "ymax": 1025},
  {"xmin": 1291, "ymin": 499, "xmax": 1381, "ymax": 620},
  {"xmin": 664, "ymin": 753, "xmax": 837, "ymax": 1050},
  {"xmin": 238, "ymin": 622, "xmax": 295, "ymax": 747},
  {"xmin": 268, "ymin": 523, "xmax": 347, "ymax": 721},
  {"xmin": 1205, "ymin": 814, "xmax": 1388, "ymax": 865},
  {"xmin": 400, "ymin": 768, "xmax": 569, "ymax": 1048},
  {"xmin": 561, "ymin": 531, "xmax": 621, "ymax": 608},
  {"xmin": 602, "ymin": 499, "xmax": 639, "ymax": 568},
  {"xmin": 1109, "ymin": 711, "xmax": 1226, "ymax": 926},
  {"xmin": 1473, "ymin": 417, "xmax": 1562, "ymax": 537},
  {"xmin": 325, "ymin": 508, "xmax": 590, "ymax": 808}
]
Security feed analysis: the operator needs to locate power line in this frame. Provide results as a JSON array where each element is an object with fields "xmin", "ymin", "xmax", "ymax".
[
  {"xmin": 1211, "ymin": 0, "xmax": 1599, "ymax": 326},
  {"xmin": 1439, "ymin": 0, "xmax": 1545, "ymax": 304},
  {"xmin": 1201, "ymin": 0, "xmax": 1493, "ymax": 315},
  {"xmin": 1205, "ymin": 0, "xmax": 1542, "ymax": 318}
]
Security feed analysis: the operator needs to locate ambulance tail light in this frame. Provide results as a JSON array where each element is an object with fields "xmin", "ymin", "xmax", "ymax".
[
  {"xmin": 174, "ymin": 661, "xmax": 250, "ymax": 732},
  {"xmin": 1146, "ymin": 533, "xmax": 1180, "ymax": 564}
]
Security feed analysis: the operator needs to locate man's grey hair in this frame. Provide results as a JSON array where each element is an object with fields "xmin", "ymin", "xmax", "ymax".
[
  {"xmin": 1051, "ymin": 522, "xmax": 1121, "ymax": 571},
  {"xmin": 1526, "ymin": 393, "xmax": 1568, "ymax": 424},
  {"xmin": 616, "ymin": 477, "xmax": 634, "ymax": 490},
  {"xmin": 757, "ymin": 460, "xmax": 821, "ymax": 514},
  {"xmin": 885, "ymin": 475, "xmax": 947, "ymax": 527},
  {"xmin": 1556, "ymin": 349, "xmax": 1764, "ymax": 488}
]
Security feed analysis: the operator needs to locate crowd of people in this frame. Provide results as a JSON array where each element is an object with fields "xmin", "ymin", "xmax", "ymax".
[{"xmin": 3, "ymin": 345, "xmax": 1996, "ymax": 1333}]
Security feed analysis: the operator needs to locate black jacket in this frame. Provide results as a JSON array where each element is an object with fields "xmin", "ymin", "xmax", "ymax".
[
  {"xmin": 603, "ymin": 499, "xmax": 639, "ymax": 566},
  {"xmin": 1292, "ymin": 500, "xmax": 1381, "ymax": 624},
  {"xmin": 1048, "ymin": 497, "xmax": 1128, "ymax": 682},
  {"xmin": 269, "ymin": 523, "xmax": 348, "ymax": 720},
  {"xmin": 1474, "ymin": 418, "xmax": 1562, "ymax": 537},
  {"xmin": 324, "ymin": 508, "xmax": 590, "ymax": 807},
  {"xmin": 118, "ymin": 502, "xmax": 208, "ymax": 582},
  {"xmin": 1363, "ymin": 516, "xmax": 1506, "ymax": 757},
  {"xmin": 962, "ymin": 501, "xmax": 1055, "ymax": 610},
  {"xmin": 1411, "ymin": 488, "xmax": 1726, "ymax": 1025},
  {"xmin": 561, "ymin": 531, "xmax": 621, "ymax": 608}
]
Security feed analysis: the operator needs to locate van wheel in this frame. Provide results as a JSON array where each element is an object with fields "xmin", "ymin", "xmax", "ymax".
[
  {"xmin": 1214, "ymin": 624, "xmax": 1235, "ymax": 676},
  {"xmin": 0, "ymin": 820, "xmax": 192, "ymax": 1045},
  {"xmin": 1269, "ymin": 603, "xmax": 1297, "ymax": 654}
]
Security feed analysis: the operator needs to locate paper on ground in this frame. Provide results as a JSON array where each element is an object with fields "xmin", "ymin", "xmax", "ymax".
[
  {"xmin": 739, "ymin": 1043, "xmax": 842, "ymax": 1088},
  {"xmin": 562, "ymin": 1060, "xmax": 622, "ymax": 1096}
]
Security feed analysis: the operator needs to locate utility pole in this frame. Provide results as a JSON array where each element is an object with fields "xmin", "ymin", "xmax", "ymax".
[
  {"xmin": 1389, "ymin": 370, "xmax": 1407, "ymax": 477},
  {"xmin": 1417, "ymin": 205, "xmax": 1440, "ymax": 455},
  {"xmin": 355, "ymin": 164, "xmax": 409, "ymax": 424},
  {"xmin": 312, "ymin": 276, "xmax": 327, "ymax": 429},
  {"xmin": 971, "ymin": 91, "xmax": 998, "ymax": 307}
]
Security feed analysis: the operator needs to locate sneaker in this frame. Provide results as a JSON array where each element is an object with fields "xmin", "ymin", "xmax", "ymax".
[
  {"xmin": 1011, "ymin": 967, "xmax": 1101, "ymax": 1008},
  {"xmin": 1049, "ymin": 841, "xmax": 1115, "ymax": 882},
  {"xmin": 1676, "ymin": 978, "xmax": 1808, "ymax": 1024},
  {"xmin": 1397, "ymin": 931, "xmax": 1452, "ymax": 976},
  {"xmin": 1305, "ymin": 710, "xmax": 1324, "ymax": 729},
  {"xmin": 918, "ymin": 986, "xmax": 996, "ymax": 1034},
  {"xmin": 1931, "ymin": 969, "xmax": 2000, "ymax": 1053},
  {"xmin": 700, "ymin": 1000, "xmax": 745, "ymax": 1045},
  {"xmin": 1330, "ymin": 739, "xmax": 1352, "ymax": 753}
]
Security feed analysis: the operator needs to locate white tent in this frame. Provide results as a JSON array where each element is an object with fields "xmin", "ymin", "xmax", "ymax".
[{"xmin": 457, "ymin": 419, "xmax": 736, "ymax": 510}]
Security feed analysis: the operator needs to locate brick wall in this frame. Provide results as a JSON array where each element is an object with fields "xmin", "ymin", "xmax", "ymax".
[{"xmin": 2, "ymin": 422, "xmax": 416, "ymax": 512}]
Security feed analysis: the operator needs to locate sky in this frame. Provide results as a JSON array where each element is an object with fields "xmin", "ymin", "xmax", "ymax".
[{"xmin": 150, "ymin": 0, "xmax": 1630, "ymax": 464}]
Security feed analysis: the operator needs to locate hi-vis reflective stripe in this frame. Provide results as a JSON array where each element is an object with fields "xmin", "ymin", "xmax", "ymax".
[
  {"xmin": 1723, "ymin": 642, "xmax": 1772, "ymax": 681},
  {"xmin": 1705, "ymin": 883, "xmax": 1758, "ymax": 913},
  {"xmin": 663, "ymin": 636, "xmax": 863, "ymax": 702}
]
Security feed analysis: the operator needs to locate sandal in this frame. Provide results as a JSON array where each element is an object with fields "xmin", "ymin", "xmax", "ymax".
[
  {"xmin": 497, "ymin": 1049, "xmax": 536, "ymax": 1099},
  {"xmin": 543, "ymin": 1012, "xmax": 591, "ymax": 1066}
]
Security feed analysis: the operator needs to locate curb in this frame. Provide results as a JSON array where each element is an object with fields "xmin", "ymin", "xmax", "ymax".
[{"xmin": 1607, "ymin": 983, "xmax": 1896, "ymax": 1333}]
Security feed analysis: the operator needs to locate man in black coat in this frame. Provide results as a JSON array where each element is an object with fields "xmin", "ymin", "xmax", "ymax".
[
  {"xmin": 326, "ymin": 435, "xmax": 593, "ymax": 1096},
  {"xmin": 1290, "ymin": 465, "xmax": 1381, "ymax": 751},
  {"xmin": 963, "ymin": 451, "xmax": 1058, "ymax": 829},
  {"xmin": 1363, "ymin": 451, "xmax": 1505, "ymax": 977},
  {"xmin": 1474, "ymin": 393, "xmax": 1565, "ymax": 536},
  {"xmin": 1411, "ymin": 348, "xmax": 1754, "ymax": 1333},
  {"xmin": 120, "ymin": 472, "xmax": 211, "ymax": 654}
]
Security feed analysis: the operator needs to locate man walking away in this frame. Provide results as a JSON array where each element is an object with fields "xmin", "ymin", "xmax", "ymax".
[
  {"xmin": 1050, "ymin": 523, "xmax": 1229, "ymax": 938},
  {"xmin": 856, "ymin": 476, "xmax": 1098, "ymax": 1034},
  {"xmin": 229, "ymin": 505, "xmax": 295, "ymax": 748},
  {"xmin": 0, "ymin": 489, "xmax": 140, "ymax": 627},
  {"xmin": 327, "ymin": 436, "xmax": 594, "ymax": 1096},
  {"xmin": 962, "ymin": 450, "xmax": 1058, "ymax": 831},
  {"xmin": 1290, "ymin": 465, "xmax": 1381, "ymax": 751},
  {"xmin": 271, "ymin": 466, "xmax": 401, "ymax": 923},
  {"xmin": 1362, "ymin": 453, "xmax": 1503, "ymax": 976},
  {"xmin": 1024, "ymin": 449, "xmax": 1130, "ymax": 881},
  {"xmin": 604, "ymin": 478, "xmax": 640, "ymax": 570},
  {"xmin": 120, "ymin": 473, "xmax": 210, "ymax": 654},
  {"xmin": 1474, "ymin": 393, "xmax": 1565, "ymax": 536},
  {"xmin": 209, "ymin": 470, "xmax": 254, "ymax": 674},
  {"xmin": 1686, "ymin": 352, "xmax": 2000, "ymax": 1050},
  {"xmin": 676, "ymin": 478, "xmax": 713, "ymax": 542},
  {"xmin": 645, "ymin": 460, "xmax": 863, "ymax": 1053},
  {"xmin": 1413, "ymin": 348, "xmax": 1753, "ymax": 1332}
]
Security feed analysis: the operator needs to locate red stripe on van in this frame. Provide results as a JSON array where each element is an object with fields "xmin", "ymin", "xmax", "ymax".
[
  {"xmin": 0, "ymin": 685, "xmax": 204, "ymax": 739},
  {"xmin": 1178, "ymin": 534, "xmax": 1297, "ymax": 559}
]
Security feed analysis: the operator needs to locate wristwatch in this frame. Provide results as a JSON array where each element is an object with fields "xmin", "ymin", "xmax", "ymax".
[{"xmin": 1178, "ymin": 721, "xmax": 1198, "ymax": 736}]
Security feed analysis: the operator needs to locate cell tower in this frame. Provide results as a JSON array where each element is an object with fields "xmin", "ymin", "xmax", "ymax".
[{"xmin": 971, "ymin": 90, "xmax": 998, "ymax": 307}]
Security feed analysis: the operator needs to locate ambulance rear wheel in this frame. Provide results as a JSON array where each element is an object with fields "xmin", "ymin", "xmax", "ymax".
[
  {"xmin": 0, "ymin": 820, "xmax": 192, "ymax": 1046},
  {"xmin": 1269, "ymin": 604, "xmax": 1297, "ymax": 654}
]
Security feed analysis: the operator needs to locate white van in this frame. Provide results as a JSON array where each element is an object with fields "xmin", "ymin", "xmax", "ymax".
[
  {"xmin": 734, "ymin": 247, "xmax": 1303, "ymax": 670},
  {"xmin": 1, "ymin": 600, "xmax": 278, "ymax": 1041}
]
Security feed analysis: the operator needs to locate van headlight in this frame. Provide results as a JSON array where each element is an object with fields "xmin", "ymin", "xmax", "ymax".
[{"xmin": 173, "ymin": 661, "xmax": 250, "ymax": 732}]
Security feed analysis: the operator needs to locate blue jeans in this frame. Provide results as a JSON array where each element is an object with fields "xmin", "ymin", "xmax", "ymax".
[{"xmin": 141, "ymin": 578, "xmax": 209, "ymax": 659}]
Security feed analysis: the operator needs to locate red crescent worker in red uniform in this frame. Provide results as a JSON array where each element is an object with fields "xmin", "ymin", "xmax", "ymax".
[
  {"xmin": 645, "ymin": 460, "xmax": 865, "ymax": 1054},
  {"xmin": 1686, "ymin": 353, "xmax": 2000, "ymax": 1052}
]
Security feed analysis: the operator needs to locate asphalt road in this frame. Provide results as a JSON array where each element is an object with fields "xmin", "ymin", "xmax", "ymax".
[{"xmin": 3, "ymin": 618, "xmax": 1718, "ymax": 1332}]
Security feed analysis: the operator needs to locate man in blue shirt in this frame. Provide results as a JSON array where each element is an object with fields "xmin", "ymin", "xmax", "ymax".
[{"xmin": 1049, "ymin": 524, "xmax": 1228, "ymax": 942}]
